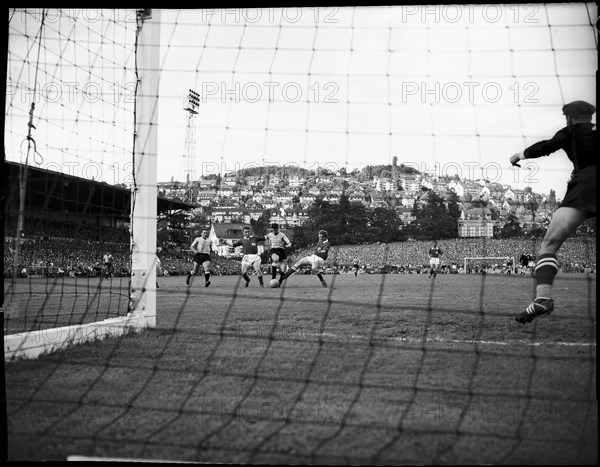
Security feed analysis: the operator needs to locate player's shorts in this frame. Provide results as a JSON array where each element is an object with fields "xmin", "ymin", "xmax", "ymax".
[
  {"xmin": 193, "ymin": 253, "xmax": 211, "ymax": 265},
  {"xmin": 242, "ymin": 254, "xmax": 262, "ymax": 270},
  {"xmin": 429, "ymin": 257, "xmax": 440, "ymax": 267},
  {"xmin": 294, "ymin": 254, "xmax": 325, "ymax": 272},
  {"xmin": 104, "ymin": 262, "xmax": 113, "ymax": 270},
  {"xmin": 559, "ymin": 166, "xmax": 596, "ymax": 217},
  {"xmin": 269, "ymin": 248, "xmax": 287, "ymax": 261}
]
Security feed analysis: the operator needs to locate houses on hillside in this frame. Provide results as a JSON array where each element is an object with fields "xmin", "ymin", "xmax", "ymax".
[{"xmin": 158, "ymin": 168, "xmax": 551, "ymax": 238}]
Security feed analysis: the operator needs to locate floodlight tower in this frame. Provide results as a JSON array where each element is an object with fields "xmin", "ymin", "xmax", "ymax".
[{"xmin": 183, "ymin": 89, "xmax": 199, "ymax": 203}]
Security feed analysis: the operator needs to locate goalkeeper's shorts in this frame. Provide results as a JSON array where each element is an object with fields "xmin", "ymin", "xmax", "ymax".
[{"xmin": 560, "ymin": 166, "xmax": 595, "ymax": 217}]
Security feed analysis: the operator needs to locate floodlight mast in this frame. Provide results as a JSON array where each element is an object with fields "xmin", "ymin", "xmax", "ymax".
[{"xmin": 183, "ymin": 89, "xmax": 199, "ymax": 203}]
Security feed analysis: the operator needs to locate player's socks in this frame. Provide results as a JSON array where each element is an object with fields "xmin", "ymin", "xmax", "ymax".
[
  {"xmin": 317, "ymin": 273, "xmax": 327, "ymax": 287},
  {"xmin": 186, "ymin": 272, "xmax": 192, "ymax": 285},
  {"xmin": 258, "ymin": 276, "xmax": 264, "ymax": 287},
  {"xmin": 280, "ymin": 267, "xmax": 295, "ymax": 283},
  {"xmin": 533, "ymin": 253, "xmax": 558, "ymax": 298},
  {"xmin": 242, "ymin": 273, "xmax": 250, "ymax": 287},
  {"xmin": 205, "ymin": 273, "xmax": 211, "ymax": 287},
  {"xmin": 271, "ymin": 266, "xmax": 277, "ymax": 279}
]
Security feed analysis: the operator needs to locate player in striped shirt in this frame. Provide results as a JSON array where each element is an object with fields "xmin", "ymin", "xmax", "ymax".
[
  {"xmin": 231, "ymin": 226, "xmax": 266, "ymax": 287},
  {"xmin": 510, "ymin": 100, "xmax": 596, "ymax": 323},
  {"xmin": 186, "ymin": 228, "xmax": 216, "ymax": 287},
  {"xmin": 279, "ymin": 230, "xmax": 330, "ymax": 288},
  {"xmin": 265, "ymin": 223, "xmax": 292, "ymax": 280}
]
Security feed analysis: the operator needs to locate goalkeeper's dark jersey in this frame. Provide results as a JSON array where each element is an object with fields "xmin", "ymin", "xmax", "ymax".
[
  {"xmin": 525, "ymin": 122, "xmax": 596, "ymax": 215},
  {"xmin": 524, "ymin": 122, "xmax": 596, "ymax": 171}
]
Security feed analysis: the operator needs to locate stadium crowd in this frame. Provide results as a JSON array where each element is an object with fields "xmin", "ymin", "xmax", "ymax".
[
  {"xmin": 290, "ymin": 237, "xmax": 596, "ymax": 275},
  {"xmin": 4, "ymin": 237, "xmax": 130, "ymax": 278},
  {"xmin": 4, "ymin": 234, "xmax": 595, "ymax": 278}
]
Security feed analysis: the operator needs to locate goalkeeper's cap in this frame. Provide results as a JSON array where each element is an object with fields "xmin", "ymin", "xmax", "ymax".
[
  {"xmin": 562, "ymin": 100, "xmax": 596, "ymax": 119},
  {"xmin": 318, "ymin": 229, "xmax": 328, "ymax": 238}
]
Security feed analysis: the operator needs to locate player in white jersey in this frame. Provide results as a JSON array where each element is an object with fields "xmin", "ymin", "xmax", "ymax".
[
  {"xmin": 265, "ymin": 223, "xmax": 292, "ymax": 280},
  {"xmin": 155, "ymin": 247, "xmax": 162, "ymax": 288},
  {"xmin": 103, "ymin": 252, "xmax": 114, "ymax": 279},
  {"xmin": 279, "ymin": 230, "xmax": 330, "ymax": 287},
  {"xmin": 186, "ymin": 228, "xmax": 215, "ymax": 287}
]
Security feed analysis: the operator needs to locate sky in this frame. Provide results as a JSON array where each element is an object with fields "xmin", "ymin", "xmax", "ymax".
[{"xmin": 5, "ymin": 5, "xmax": 598, "ymax": 200}]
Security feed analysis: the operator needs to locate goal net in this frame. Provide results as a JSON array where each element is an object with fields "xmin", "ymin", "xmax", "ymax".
[
  {"xmin": 3, "ymin": 6, "xmax": 597, "ymax": 465},
  {"xmin": 4, "ymin": 9, "xmax": 159, "ymax": 359}
]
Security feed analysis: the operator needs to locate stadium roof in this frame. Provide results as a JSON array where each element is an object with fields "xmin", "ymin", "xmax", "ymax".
[{"xmin": 4, "ymin": 160, "xmax": 197, "ymax": 219}]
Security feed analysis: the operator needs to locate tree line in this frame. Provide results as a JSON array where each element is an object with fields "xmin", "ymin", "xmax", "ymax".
[{"xmin": 250, "ymin": 189, "xmax": 463, "ymax": 249}]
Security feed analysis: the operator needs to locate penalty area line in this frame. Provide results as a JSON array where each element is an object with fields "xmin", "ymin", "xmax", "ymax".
[{"xmin": 315, "ymin": 332, "xmax": 596, "ymax": 348}]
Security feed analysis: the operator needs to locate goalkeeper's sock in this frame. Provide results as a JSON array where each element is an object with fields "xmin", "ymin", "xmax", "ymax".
[{"xmin": 533, "ymin": 253, "xmax": 558, "ymax": 299}]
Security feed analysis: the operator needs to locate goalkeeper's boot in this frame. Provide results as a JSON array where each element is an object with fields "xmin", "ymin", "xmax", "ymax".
[{"xmin": 515, "ymin": 297, "xmax": 554, "ymax": 324}]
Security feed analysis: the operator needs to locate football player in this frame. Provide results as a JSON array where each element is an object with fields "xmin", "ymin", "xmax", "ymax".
[
  {"xmin": 265, "ymin": 223, "xmax": 292, "ymax": 280},
  {"xmin": 231, "ymin": 226, "xmax": 266, "ymax": 287},
  {"xmin": 279, "ymin": 230, "xmax": 330, "ymax": 288},
  {"xmin": 510, "ymin": 100, "xmax": 596, "ymax": 323},
  {"xmin": 186, "ymin": 228, "xmax": 215, "ymax": 287}
]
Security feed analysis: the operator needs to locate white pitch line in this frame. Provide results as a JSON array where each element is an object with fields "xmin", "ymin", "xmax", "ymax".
[{"xmin": 314, "ymin": 332, "xmax": 596, "ymax": 348}]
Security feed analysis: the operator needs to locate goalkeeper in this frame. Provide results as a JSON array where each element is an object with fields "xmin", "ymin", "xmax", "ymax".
[{"xmin": 510, "ymin": 100, "xmax": 596, "ymax": 323}]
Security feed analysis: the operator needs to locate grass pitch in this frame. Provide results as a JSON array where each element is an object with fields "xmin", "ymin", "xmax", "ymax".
[{"xmin": 4, "ymin": 272, "xmax": 597, "ymax": 463}]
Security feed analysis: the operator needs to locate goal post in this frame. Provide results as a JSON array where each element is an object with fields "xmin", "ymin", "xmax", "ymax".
[
  {"xmin": 464, "ymin": 256, "xmax": 515, "ymax": 273},
  {"xmin": 129, "ymin": 8, "xmax": 161, "ymax": 328},
  {"xmin": 4, "ymin": 9, "xmax": 160, "ymax": 361}
]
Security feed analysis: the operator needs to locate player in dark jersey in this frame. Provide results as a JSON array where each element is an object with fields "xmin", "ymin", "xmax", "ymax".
[
  {"xmin": 519, "ymin": 253, "xmax": 529, "ymax": 275},
  {"xmin": 279, "ymin": 230, "xmax": 330, "ymax": 287},
  {"xmin": 352, "ymin": 257, "xmax": 360, "ymax": 277},
  {"xmin": 510, "ymin": 100, "xmax": 596, "ymax": 323},
  {"xmin": 231, "ymin": 226, "xmax": 266, "ymax": 287},
  {"xmin": 428, "ymin": 241, "xmax": 443, "ymax": 278}
]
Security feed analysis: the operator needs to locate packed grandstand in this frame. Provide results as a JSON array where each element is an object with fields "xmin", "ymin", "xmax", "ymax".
[{"xmin": 4, "ymin": 216, "xmax": 596, "ymax": 279}]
